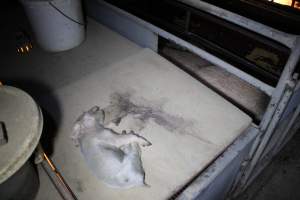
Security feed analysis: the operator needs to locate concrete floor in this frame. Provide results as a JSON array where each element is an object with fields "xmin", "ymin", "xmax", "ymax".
[
  {"xmin": 1, "ymin": 2, "xmax": 252, "ymax": 199},
  {"xmin": 236, "ymin": 129, "xmax": 300, "ymax": 200},
  {"xmin": 1, "ymin": 1, "xmax": 300, "ymax": 200}
]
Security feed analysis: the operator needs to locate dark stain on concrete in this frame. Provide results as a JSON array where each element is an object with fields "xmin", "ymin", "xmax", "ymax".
[{"xmin": 106, "ymin": 92, "xmax": 212, "ymax": 144}]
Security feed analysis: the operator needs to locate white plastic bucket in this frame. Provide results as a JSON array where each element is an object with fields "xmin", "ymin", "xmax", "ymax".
[{"xmin": 20, "ymin": 0, "xmax": 85, "ymax": 52}]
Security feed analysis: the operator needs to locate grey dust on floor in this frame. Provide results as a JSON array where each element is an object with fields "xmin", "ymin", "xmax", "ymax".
[
  {"xmin": 102, "ymin": 92, "xmax": 215, "ymax": 145},
  {"xmin": 236, "ymin": 129, "xmax": 300, "ymax": 200}
]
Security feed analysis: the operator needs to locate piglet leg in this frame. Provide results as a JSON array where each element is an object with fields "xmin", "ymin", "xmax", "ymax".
[{"xmin": 98, "ymin": 128, "xmax": 152, "ymax": 148}]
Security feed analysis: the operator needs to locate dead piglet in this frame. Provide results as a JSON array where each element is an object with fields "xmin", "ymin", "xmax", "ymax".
[{"xmin": 71, "ymin": 106, "xmax": 151, "ymax": 188}]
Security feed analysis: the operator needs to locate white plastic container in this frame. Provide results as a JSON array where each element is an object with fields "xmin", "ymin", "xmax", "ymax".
[{"xmin": 20, "ymin": 0, "xmax": 85, "ymax": 52}]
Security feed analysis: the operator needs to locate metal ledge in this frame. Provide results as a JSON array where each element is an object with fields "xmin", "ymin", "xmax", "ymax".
[{"xmin": 88, "ymin": 0, "xmax": 275, "ymax": 96}]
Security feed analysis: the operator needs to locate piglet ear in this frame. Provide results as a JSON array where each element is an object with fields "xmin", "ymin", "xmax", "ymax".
[{"xmin": 71, "ymin": 123, "xmax": 81, "ymax": 147}]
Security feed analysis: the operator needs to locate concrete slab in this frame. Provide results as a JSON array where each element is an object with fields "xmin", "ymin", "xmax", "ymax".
[{"xmin": 40, "ymin": 48, "xmax": 251, "ymax": 200}]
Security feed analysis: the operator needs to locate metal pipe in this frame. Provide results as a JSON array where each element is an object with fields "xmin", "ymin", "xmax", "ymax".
[
  {"xmin": 260, "ymin": 37, "xmax": 300, "ymax": 132},
  {"xmin": 260, "ymin": 78, "xmax": 300, "ymax": 159},
  {"xmin": 35, "ymin": 145, "xmax": 78, "ymax": 200},
  {"xmin": 239, "ymin": 38, "xmax": 300, "ymax": 187},
  {"xmin": 272, "ymin": 104, "xmax": 300, "ymax": 154},
  {"xmin": 259, "ymin": 87, "xmax": 295, "ymax": 158},
  {"xmin": 242, "ymin": 84, "xmax": 295, "ymax": 186},
  {"xmin": 239, "ymin": 106, "xmax": 300, "ymax": 194},
  {"xmin": 42, "ymin": 153, "xmax": 78, "ymax": 200}
]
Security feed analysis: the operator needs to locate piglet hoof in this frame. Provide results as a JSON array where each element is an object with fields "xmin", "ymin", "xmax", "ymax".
[{"xmin": 129, "ymin": 131, "xmax": 152, "ymax": 147}]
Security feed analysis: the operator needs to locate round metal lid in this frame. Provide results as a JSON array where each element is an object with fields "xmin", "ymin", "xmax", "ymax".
[{"xmin": 0, "ymin": 86, "xmax": 43, "ymax": 184}]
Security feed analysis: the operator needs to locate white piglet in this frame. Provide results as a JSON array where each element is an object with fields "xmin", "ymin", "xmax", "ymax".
[{"xmin": 71, "ymin": 106, "xmax": 151, "ymax": 189}]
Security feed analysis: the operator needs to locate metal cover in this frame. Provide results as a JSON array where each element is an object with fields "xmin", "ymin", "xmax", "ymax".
[{"xmin": 0, "ymin": 86, "xmax": 43, "ymax": 184}]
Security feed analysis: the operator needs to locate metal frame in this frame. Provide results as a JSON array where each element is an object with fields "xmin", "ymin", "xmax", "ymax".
[
  {"xmin": 180, "ymin": 0, "xmax": 300, "ymax": 193},
  {"xmin": 87, "ymin": 0, "xmax": 275, "ymax": 96},
  {"xmin": 177, "ymin": 0, "xmax": 298, "ymax": 48},
  {"xmin": 85, "ymin": 0, "xmax": 300, "ymax": 198},
  {"xmin": 238, "ymin": 70, "xmax": 300, "ymax": 193},
  {"xmin": 175, "ymin": 1, "xmax": 300, "ymax": 195},
  {"xmin": 176, "ymin": 126, "xmax": 258, "ymax": 200},
  {"xmin": 106, "ymin": 0, "xmax": 288, "ymax": 86},
  {"xmin": 234, "ymin": 107, "xmax": 300, "ymax": 196}
]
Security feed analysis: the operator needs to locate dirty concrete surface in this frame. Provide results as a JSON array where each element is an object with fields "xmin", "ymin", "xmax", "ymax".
[
  {"xmin": 161, "ymin": 47, "xmax": 270, "ymax": 123},
  {"xmin": 235, "ymin": 129, "xmax": 300, "ymax": 200},
  {"xmin": 1, "ymin": 1, "xmax": 299, "ymax": 200},
  {"xmin": 0, "ymin": 3, "xmax": 252, "ymax": 198}
]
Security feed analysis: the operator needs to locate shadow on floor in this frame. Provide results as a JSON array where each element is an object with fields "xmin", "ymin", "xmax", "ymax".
[
  {"xmin": 1, "ymin": 79, "xmax": 62, "ymax": 156},
  {"xmin": 236, "ymin": 129, "xmax": 300, "ymax": 200}
]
